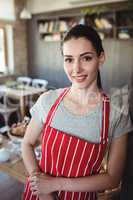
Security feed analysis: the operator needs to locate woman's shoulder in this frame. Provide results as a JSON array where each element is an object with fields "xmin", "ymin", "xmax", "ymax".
[
  {"xmin": 38, "ymin": 88, "xmax": 65, "ymax": 107},
  {"xmin": 30, "ymin": 88, "xmax": 65, "ymax": 126},
  {"xmin": 40, "ymin": 88, "xmax": 64, "ymax": 99},
  {"xmin": 108, "ymin": 92, "xmax": 132, "ymax": 140},
  {"xmin": 109, "ymin": 92, "xmax": 128, "ymax": 120},
  {"xmin": 107, "ymin": 86, "xmax": 129, "ymax": 120},
  {"xmin": 102, "ymin": 91, "xmax": 123, "ymax": 120}
]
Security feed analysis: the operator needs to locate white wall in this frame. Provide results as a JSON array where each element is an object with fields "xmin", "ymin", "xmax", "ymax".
[
  {"xmin": 0, "ymin": 0, "xmax": 15, "ymax": 21},
  {"xmin": 28, "ymin": 0, "xmax": 127, "ymax": 14}
]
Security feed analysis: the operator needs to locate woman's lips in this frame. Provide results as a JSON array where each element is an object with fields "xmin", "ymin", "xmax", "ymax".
[{"xmin": 72, "ymin": 75, "xmax": 87, "ymax": 82}]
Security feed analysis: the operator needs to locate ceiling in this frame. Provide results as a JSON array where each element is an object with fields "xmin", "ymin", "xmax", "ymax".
[{"xmin": 27, "ymin": 0, "xmax": 128, "ymax": 14}]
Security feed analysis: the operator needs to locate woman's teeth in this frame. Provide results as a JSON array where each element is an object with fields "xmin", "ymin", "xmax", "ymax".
[{"xmin": 74, "ymin": 75, "xmax": 87, "ymax": 82}]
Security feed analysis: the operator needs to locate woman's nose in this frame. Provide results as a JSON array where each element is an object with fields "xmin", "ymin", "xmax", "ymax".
[{"xmin": 73, "ymin": 60, "xmax": 81, "ymax": 73}]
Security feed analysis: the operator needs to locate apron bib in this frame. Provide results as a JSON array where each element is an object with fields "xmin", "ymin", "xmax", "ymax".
[{"xmin": 23, "ymin": 88, "xmax": 110, "ymax": 200}]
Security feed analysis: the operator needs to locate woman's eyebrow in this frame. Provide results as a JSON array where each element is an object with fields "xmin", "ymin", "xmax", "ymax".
[
  {"xmin": 64, "ymin": 55, "xmax": 73, "ymax": 57},
  {"xmin": 80, "ymin": 52, "xmax": 95, "ymax": 57},
  {"xmin": 64, "ymin": 52, "xmax": 95, "ymax": 57}
]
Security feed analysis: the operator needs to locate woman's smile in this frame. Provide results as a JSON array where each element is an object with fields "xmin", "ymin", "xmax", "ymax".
[{"xmin": 72, "ymin": 75, "xmax": 88, "ymax": 83}]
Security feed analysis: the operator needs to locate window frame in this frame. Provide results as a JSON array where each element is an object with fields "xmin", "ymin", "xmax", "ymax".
[{"xmin": 0, "ymin": 25, "xmax": 8, "ymax": 74}]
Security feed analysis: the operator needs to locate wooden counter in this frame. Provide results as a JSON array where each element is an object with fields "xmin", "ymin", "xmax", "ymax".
[
  {"xmin": 0, "ymin": 158, "xmax": 27, "ymax": 183},
  {"xmin": 0, "ymin": 135, "xmax": 27, "ymax": 183}
]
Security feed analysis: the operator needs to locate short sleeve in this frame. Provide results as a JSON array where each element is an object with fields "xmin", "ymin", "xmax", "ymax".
[
  {"xmin": 112, "ymin": 107, "xmax": 133, "ymax": 139},
  {"xmin": 30, "ymin": 93, "xmax": 48, "ymax": 129},
  {"xmin": 109, "ymin": 92, "xmax": 133, "ymax": 142}
]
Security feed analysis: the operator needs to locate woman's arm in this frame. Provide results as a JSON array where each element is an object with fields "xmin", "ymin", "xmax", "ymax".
[
  {"xmin": 29, "ymin": 133, "xmax": 127, "ymax": 195},
  {"xmin": 22, "ymin": 118, "xmax": 55, "ymax": 199},
  {"xmin": 21, "ymin": 117, "xmax": 42, "ymax": 175}
]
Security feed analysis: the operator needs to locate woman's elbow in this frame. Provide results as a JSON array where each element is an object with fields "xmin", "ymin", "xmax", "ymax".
[{"xmin": 108, "ymin": 175, "xmax": 121, "ymax": 190}]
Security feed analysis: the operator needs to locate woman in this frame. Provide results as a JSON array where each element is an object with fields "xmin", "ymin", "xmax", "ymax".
[{"xmin": 22, "ymin": 24, "xmax": 132, "ymax": 200}]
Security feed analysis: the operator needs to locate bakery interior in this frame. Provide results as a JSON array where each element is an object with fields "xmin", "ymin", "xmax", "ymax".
[{"xmin": 0, "ymin": 0, "xmax": 133, "ymax": 199}]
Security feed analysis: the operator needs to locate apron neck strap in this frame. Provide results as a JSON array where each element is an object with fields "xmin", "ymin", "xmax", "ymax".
[
  {"xmin": 100, "ymin": 92, "xmax": 110, "ymax": 144},
  {"xmin": 45, "ymin": 88, "xmax": 70, "ymax": 126}
]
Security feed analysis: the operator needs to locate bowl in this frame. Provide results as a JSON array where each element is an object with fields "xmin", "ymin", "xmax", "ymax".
[
  {"xmin": 7, "ymin": 132, "xmax": 23, "ymax": 144},
  {"xmin": 0, "ymin": 148, "xmax": 10, "ymax": 162}
]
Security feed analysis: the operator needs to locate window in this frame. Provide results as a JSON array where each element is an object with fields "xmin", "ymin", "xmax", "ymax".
[{"xmin": 0, "ymin": 26, "xmax": 7, "ymax": 74}]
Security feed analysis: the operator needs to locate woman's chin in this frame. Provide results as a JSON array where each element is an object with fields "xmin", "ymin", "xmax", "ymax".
[{"xmin": 72, "ymin": 82, "xmax": 88, "ymax": 89}]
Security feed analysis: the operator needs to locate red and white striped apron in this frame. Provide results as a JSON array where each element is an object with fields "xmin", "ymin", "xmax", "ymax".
[{"xmin": 23, "ymin": 88, "xmax": 110, "ymax": 200}]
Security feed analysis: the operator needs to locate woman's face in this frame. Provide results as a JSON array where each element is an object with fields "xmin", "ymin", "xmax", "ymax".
[{"xmin": 63, "ymin": 37, "xmax": 105, "ymax": 89}]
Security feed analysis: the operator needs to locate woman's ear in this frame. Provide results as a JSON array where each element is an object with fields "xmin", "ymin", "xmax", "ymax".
[{"xmin": 99, "ymin": 52, "xmax": 105, "ymax": 66}]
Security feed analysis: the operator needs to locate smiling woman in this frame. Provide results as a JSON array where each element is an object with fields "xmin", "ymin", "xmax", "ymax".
[{"xmin": 22, "ymin": 24, "xmax": 133, "ymax": 200}]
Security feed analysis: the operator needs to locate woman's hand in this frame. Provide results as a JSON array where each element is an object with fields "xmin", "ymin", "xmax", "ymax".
[{"xmin": 29, "ymin": 172, "xmax": 56, "ymax": 195}]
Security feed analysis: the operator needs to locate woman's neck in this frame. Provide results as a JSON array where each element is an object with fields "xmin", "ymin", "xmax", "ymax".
[{"xmin": 69, "ymin": 85, "xmax": 101, "ymax": 106}]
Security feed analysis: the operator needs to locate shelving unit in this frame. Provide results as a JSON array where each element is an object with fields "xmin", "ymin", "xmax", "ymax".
[
  {"xmin": 37, "ymin": 7, "xmax": 133, "ymax": 41},
  {"xmin": 116, "ymin": 10, "xmax": 133, "ymax": 39},
  {"xmin": 37, "ymin": 16, "xmax": 80, "ymax": 41}
]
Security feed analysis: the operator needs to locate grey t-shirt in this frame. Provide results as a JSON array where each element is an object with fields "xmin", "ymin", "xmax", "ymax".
[{"xmin": 30, "ymin": 89, "xmax": 133, "ymax": 143}]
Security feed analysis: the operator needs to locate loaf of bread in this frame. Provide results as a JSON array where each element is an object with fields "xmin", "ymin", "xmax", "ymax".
[
  {"xmin": 11, "ymin": 124, "xmax": 26, "ymax": 137},
  {"xmin": 10, "ymin": 117, "xmax": 30, "ymax": 137}
]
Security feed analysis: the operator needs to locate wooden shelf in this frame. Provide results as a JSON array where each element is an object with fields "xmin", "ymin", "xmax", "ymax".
[{"xmin": 37, "ymin": 8, "xmax": 133, "ymax": 41}]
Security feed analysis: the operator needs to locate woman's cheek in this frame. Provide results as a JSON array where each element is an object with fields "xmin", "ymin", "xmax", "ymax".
[
  {"xmin": 64, "ymin": 65, "xmax": 72, "ymax": 77},
  {"xmin": 66, "ymin": 72, "xmax": 73, "ymax": 82}
]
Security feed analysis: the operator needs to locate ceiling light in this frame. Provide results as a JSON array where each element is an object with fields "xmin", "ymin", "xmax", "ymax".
[
  {"xmin": 20, "ymin": 7, "xmax": 31, "ymax": 19},
  {"xmin": 20, "ymin": 0, "xmax": 31, "ymax": 20}
]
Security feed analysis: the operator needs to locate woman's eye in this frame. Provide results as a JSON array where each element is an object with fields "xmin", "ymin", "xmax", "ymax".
[
  {"xmin": 82, "ymin": 56, "xmax": 93, "ymax": 62},
  {"xmin": 64, "ymin": 58, "xmax": 73, "ymax": 63}
]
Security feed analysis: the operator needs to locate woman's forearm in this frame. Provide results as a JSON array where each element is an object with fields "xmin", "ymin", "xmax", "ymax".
[
  {"xmin": 21, "ymin": 141, "xmax": 40, "ymax": 175},
  {"xmin": 39, "ymin": 194, "xmax": 54, "ymax": 200},
  {"xmin": 54, "ymin": 173, "xmax": 120, "ymax": 193}
]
